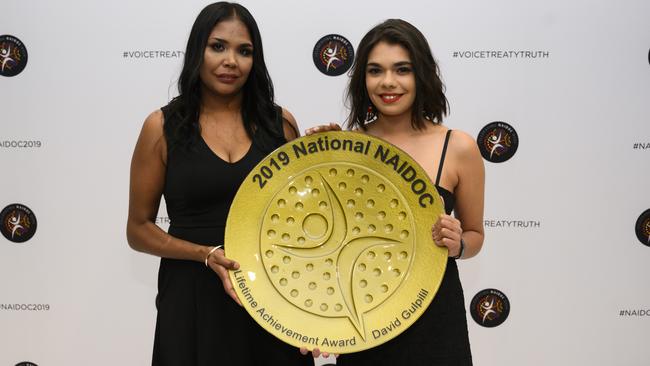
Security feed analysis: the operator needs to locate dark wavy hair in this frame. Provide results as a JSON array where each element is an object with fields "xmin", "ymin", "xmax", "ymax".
[
  {"xmin": 346, "ymin": 19, "xmax": 449, "ymax": 130},
  {"xmin": 164, "ymin": 2, "xmax": 281, "ymax": 152}
]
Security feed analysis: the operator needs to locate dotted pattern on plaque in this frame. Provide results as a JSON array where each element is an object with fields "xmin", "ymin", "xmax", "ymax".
[{"xmin": 260, "ymin": 164, "xmax": 415, "ymax": 338}]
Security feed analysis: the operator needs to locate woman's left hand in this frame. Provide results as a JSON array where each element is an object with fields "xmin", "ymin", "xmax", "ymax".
[{"xmin": 432, "ymin": 214, "xmax": 463, "ymax": 257}]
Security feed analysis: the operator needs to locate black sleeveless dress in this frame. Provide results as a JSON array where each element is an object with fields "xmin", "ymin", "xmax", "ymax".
[
  {"xmin": 338, "ymin": 130, "xmax": 472, "ymax": 365},
  {"xmin": 152, "ymin": 105, "xmax": 312, "ymax": 366}
]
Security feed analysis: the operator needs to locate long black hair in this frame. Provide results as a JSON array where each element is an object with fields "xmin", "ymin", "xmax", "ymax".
[
  {"xmin": 164, "ymin": 2, "xmax": 282, "ymax": 152},
  {"xmin": 346, "ymin": 19, "xmax": 449, "ymax": 130}
]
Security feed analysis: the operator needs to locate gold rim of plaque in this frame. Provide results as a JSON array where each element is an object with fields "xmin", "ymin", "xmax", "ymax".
[{"xmin": 226, "ymin": 131, "xmax": 447, "ymax": 353}]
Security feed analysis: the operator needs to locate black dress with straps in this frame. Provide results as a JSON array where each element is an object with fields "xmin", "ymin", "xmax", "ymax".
[
  {"xmin": 337, "ymin": 130, "xmax": 472, "ymax": 365},
  {"xmin": 152, "ymin": 105, "xmax": 312, "ymax": 366}
]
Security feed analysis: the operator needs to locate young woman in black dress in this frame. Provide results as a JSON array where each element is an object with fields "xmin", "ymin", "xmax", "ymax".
[
  {"xmin": 127, "ymin": 3, "xmax": 311, "ymax": 365},
  {"xmin": 307, "ymin": 19, "xmax": 485, "ymax": 365}
]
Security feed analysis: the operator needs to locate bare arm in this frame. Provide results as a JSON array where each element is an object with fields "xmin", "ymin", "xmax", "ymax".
[
  {"xmin": 126, "ymin": 110, "xmax": 210, "ymax": 260},
  {"xmin": 449, "ymin": 130, "xmax": 485, "ymax": 259},
  {"xmin": 126, "ymin": 111, "xmax": 240, "ymax": 302}
]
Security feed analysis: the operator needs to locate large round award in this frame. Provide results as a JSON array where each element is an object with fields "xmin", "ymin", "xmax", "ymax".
[{"xmin": 226, "ymin": 131, "xmax": 447, "ymax": 353}]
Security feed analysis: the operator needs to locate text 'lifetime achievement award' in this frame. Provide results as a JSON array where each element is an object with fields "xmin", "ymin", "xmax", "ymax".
[{"xmin": 225, "ymin": 131, "xmax": 447, "ymax": 353}]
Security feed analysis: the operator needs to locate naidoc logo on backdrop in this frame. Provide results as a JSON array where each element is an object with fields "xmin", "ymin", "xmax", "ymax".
[
  {"xmin": 16, "ymin": 362, "xmax": 38, "ymax": 366},
  {"xmin": 477, "ymin": 122, "xmax": 519, "ymax": 163},
  {"xmin": 312, "ymin": 34, "xmax": 354, "ymax": 76},
  {"xmin": 635, "ymin": 209, "xmax": 650, "ymax": 247},
  {"xmin": 1, "ymin": 204, "xmax": 37, "ymax": 243},
  {"xmin": 0, "ymin": 35, "xmax": 28, "ymax": 77},
  {"xmin": 470, "ymin": 288, "xmax": 510, "ymax": 327}
]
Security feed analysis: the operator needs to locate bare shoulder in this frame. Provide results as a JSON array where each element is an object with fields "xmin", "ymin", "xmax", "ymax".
[
  {"xmin": 281, "ymin": 107, "xmax": 298, "ymax": 130},
  {"xmin": 141, "ymin": 109, "xmax": 165, "ymax": 138},
  {"xmin": 281, "ymin": 107, "xmax": 300, "ymax": 140},
  {"xmin": 448, "ymin": 129, "xmax": 480, "ymax": 161},
  {"xmin": 135, "ymin": 109, "xmax": 167, "ymax": 162}
]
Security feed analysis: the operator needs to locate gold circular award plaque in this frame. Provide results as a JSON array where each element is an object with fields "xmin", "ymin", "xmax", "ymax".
[{"xmin": 226, "ymin": 131, "xmax": 447, "ymax": 353}]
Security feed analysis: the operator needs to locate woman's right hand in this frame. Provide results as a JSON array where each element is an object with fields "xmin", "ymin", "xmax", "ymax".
[
  {"xmin": 206, "ymin": 247, "xmax": 242, "ymax": 306},
  {"xmin": 304, "ymin": 123, "xmax": 341, "ymax": 135}
]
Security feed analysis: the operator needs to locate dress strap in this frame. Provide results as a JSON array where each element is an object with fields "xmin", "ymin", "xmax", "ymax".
[{"xmin": 435, "ymin": 129, "xmax": 453, "ymax": 186}]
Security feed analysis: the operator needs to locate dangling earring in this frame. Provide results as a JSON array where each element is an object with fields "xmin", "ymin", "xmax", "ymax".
[{"xmin": 365, "ymin": 103, "xmax": 377, "ymax": 123}]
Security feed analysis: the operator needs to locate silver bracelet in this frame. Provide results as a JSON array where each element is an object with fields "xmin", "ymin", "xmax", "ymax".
[{"xmin": 205, "ymin": 245, "xmax": 223, "ymax": 267}]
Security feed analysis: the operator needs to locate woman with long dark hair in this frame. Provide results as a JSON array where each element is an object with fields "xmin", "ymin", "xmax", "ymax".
[
  {"xmin": 308, "ymin": 19, "xmax": 485, "ymax": 365},
  {"xmin": 127, "ymin": 3, "xmax": 311, "ymax": 365}
]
